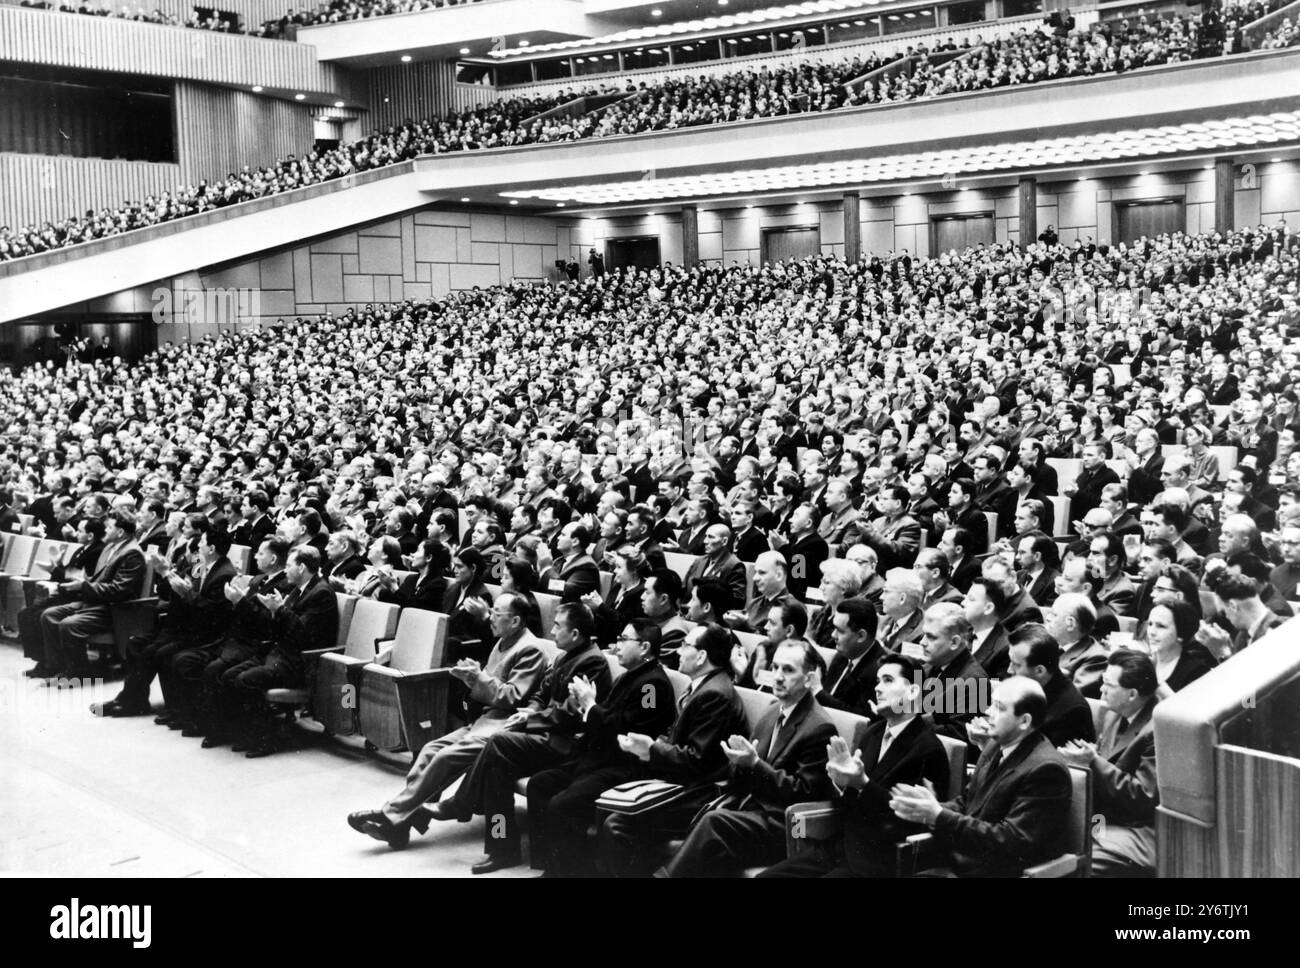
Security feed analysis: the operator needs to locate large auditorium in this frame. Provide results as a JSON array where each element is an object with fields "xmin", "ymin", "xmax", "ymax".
[{"xmin": 0, "ymin": 0, "xmax": 1297, "ymax": 899}]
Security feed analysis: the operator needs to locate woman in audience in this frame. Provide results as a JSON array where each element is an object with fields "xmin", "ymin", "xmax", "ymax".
[
  {"xmin": 350, "ymin": 536, "xmax": 405, "ymax": 598},
  {"xmin": 806, "ymin": 559, "xmax": 863, "ymax": 651},
  {"xmin": 1145, "ymin": 600, "xmax": 1217, "ymax": 697},
  {"xmin": 377, "ymin": 538, "xmax": 450, "ymax": 612},
  {"xmin": 443, "ymin": 547, "xmax": 493, "ymax": 647},
  {"xmin": 498, "ymin": 556, "xmax": 544, "ymax": 636}
]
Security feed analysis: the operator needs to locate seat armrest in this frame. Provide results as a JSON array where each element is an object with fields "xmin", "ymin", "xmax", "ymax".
[
  {"xmin": 785, "ymin": 801, "xmax": 838, "ymax": 856},
  {"xmin": 303, "ymin": 645, "xmax": 345, "ymax": 660},
  {"xmin": 373, "ymin": 645, "xmax": 394, "ymax": 666},
  {"xmin": 392, "ymin": 668, "xmax": 455, "ymax": 686},
  {"xmin": 1023, "ymin": 853, "xmax": 1081, "ymax": 879},
  {"xmin": 896, "ymin": 832, "xmax": 948, "ymax": 877}
]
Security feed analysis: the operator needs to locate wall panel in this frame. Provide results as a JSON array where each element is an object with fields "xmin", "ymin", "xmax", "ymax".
[
  {"xmin": 173, "ymin": 81, "xmax": 314, "ymax": 184},
  {"xmin": 0, "ymin": 151, "xmax": 180, "ymax": 230},
  {"xmin": 367, "ymin": 60, "xmax": 494, "ymax": 131}
]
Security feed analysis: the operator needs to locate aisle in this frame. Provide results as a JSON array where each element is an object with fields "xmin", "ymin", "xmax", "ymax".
[{"xmin": 0, "ymin": 642, "xmax": 534, "ymax": 877}]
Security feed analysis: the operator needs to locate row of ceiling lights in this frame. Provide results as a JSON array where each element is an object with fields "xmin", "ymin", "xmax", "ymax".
[{"xmin": 498, "ymin": 112, "xmax": 1299, "ymax": 205}]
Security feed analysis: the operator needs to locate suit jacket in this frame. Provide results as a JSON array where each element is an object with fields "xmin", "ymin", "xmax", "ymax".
[
  {"xmin": 1069, "ymin": 464, "xmax": 1120, "ymax": 519},
  {"xmin": 782, "ymin": 531, "xmax": 829, "ymax": 601},
  {"xmin": 819, "ymin": 641, "xmax": 888, "ymax": 717},
  {"xmin": 233, "ymin": 514, "xmax": 274, "ymax": 550},
  {"xmin": 543, "ymin": 552, "xmax": 601, "ymax": 604},
  {"xmin": 1018, "ymin": 567, "xmax": 1059, "ymax": 608},
  {"xmin": 920, "ymin": 581, "xmax": 963, "ymax": 611},
  {"xmin": 1127, "ymin": 453, "xmax": 1165, "ymax": 507},
  {"xmin": 71, "ymin": 539, "xmax": 146, "ymax": 605},
  {"xmin": 1098, "ymin": 573, "xmax": 1137, "ymax": 617},
  {"xmin": 573, "ymin": 658, "xmax": 676, "ymax": 769},
  {"xmin": 1092, "ymin": 698, "xmax": 1159, "ymax": 828},
  {"xmin": 685, "ymin": 551, "xmax": 747, "ymax": 610},
  {"xmin": 971, "ymin": 623, "xmax": 1012, "ymax": 679},
  {"xmin": 521, "ymin": 642, "xmax": 615, "ymax": 756},
  {"xmin": 378, "ymin": 570, "xmax": 448, "ymax": 612},
  {"xmin": 166, "ymin": 555, "xmax": 238, "ymax": 638},
  {"xmin": 878, "ymin": 608, "xmax": 925, "ymax": 653},
  {"xmin": 837, "ymin": 716, "xmax": 951, "ymax": 874},
  {"xmin": 324, "ymin": 553, "xmax": 367, "ymax": 583},
  {"xmin": 924, "ymin": 647, "xmax": 990, "ymax": 746},
  {"xmin": 1040, "ymin": 672, "xmax": 1096, "ymax": 747},
  {"xmin": 859, "ymin": 513, "xmax": 922, "ymax": 570},
  {"xmin": 950, "ymin": 555, "xmax": 982, "ymax": 593},
  {"xmin": 932, "ymin": 730, "xmax": 1072, "ymax": 876},
  {"xmin": 733, "ymin": 528, "xmax": 768, "ymax": 564},
  {"xmin": 722, "ymin": 691, "xmax": 837, "ymax": 823},
  {"xmin": 646, "ymin": 668, "xmax": 747, "ymax": 792},
  {"xmin": 269, "ymin": 577, "xmax": 340, "ymax": 665},
  {"xmin": 464, "ymin": 629, "xmax": 549, "ymax": 729},
  {"xmin": 592, "ymin": 580, "xmax": 645, "ymax": 646},
  {"xmin": 677, "ymin": 522, "xmax": 710, "ymax": 556}
]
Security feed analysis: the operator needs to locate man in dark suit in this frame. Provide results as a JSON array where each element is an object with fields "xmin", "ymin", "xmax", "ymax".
[
  {"xmin": 37, "ymin": 510, "xmax": 146, "ymax": 680},
  {"xmin": 1005, "ymin": 624, "xmax": 1095, "ymax": 747},
  {"xmin": 539, "ymin": 522, "xmax": 601, "ymax": 603},
  {"xmin": 599, "ymin": 623, "xmax": 749, "ymax": 876},
  {"xmin": 232, "ymin": 489, "xmax": 275, "ymax": 550},
  {"xmin": 857, "ymin": 485, "xmax": 923, "ymax": 570},
  {"xmin": 729, "ymin": 502, "xmax": 769, "ymax": 563},
  {"xmin": 761, "ymin": 653, "xmax": 951, "ymax": 877},
  {"xmin": 939, "ymin": 527, "xmax": 983, "ymax": 593},
  {"xmin": 220, "ymin": 546, "xmax": 339, "ymax": 758},
  {"xmin": 919, "ymin": 602, "xmax": 990, "ymax": 746},
  {"xmin": 1060, "ymin": 650, "xmax": 1159, "ymax": 876},
  {"xmin": 1066, "ymin": 443, "xmax": 1121, "ymax": 520},
  {"xmin": 889, "ymin": 676, "xmax": 1073, "ymax": 876},
  {"xmin": 964, "ymin": 579, "xmax": 1013, "ymax": 679},
  {"xmin": 658, "ymin": 640, "xmax": 836, "ymax": 877},
  {"xmin": 916, "ymin": 549, "xmax": 963, "ymax": 611},
  {"xmin": 816, "ymin": 599, "xmax": 886, "ymax": 718},
  {"xmin": 775, "ymin": 503, "xmax": 829, "ymax": 601},
  {"xmin": 1015, "ymin": 533, "xmax": 1060, "ymax": 608},
  {"xmin": 92, "ymin": 525, "xmax": 237, "ymax": 720},
  {"xmin": 424, "ymin": 602, "xmax": 613, "ymax": 874},
  {"xmin": 322, "ymin": 530, "xmax": 367, "ymax": 586},
  {"xmin": 676, "ymin": 499, "xmax": 712, "ymax": 556},
  {"xmin": 877, "ymin": 569, "xmax": 926, "ymax": 654},
  {"xmin": 683, "ymin": 524, "xmax": 747, "ymax": 609},
  {"xmin": 526, "ymin": 618, "xmax": 676, "ymax": 876}
]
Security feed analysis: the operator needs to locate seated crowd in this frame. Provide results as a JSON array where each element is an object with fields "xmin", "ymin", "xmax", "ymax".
[
  {"xmin": 18, "ymin": 1, "xmax": 257, "ymax": 33},
  {"xmin": 9, "ymin": 6, "xmax": 1291, "ymax": 262},
  {"xmin": 2, "ymin": 222, "xmax": 1299, "ymax": 876}
]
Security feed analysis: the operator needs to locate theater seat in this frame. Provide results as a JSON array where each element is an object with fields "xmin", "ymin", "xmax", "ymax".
[
  {"xmin": 87, "ymin": 561, "xmax": 157, "ymax": 663},
  {"xmin": 311, "ymin": 597, "xmax": 396, "ymax": 736},
  {"xmin": 359, "ymin": 608, "xmax": 450, "ymax": 752}
]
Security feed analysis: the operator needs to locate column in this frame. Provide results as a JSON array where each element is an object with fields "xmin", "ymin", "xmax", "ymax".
[
  {"xmin": 681, "ymin": 204, "xmax": 699, "ymax": 268},
  {"xmin": 1215, "ymin": 157, "xmax": 1235, "ymax": 235},
  {"xmin": 1018, "ymin": 176, "xmax": 1037, "ymax": 245},
  {"xmin": 843, "ymin": 192, "xmax": 861, "ymax": 263}
]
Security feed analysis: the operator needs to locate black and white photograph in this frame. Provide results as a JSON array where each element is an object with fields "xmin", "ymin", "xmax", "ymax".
[{"xmin": 0, "ymin": 0, "xmax": 1296, "ymax": 915}]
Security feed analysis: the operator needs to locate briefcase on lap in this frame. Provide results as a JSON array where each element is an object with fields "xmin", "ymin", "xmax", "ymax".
[{"xmin": 595, "ymin": 779, "xmax": 689, "ymax": 816}]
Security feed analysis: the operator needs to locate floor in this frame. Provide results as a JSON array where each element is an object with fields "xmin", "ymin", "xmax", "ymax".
[{"xmin": 0, "ymin": 639, "xmax": 537, "ymax": 878}]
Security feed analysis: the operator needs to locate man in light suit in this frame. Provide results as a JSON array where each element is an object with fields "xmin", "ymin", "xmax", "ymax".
[
  {"xmin": 683, "ymin": 524, "xmax": 747, "ymax": 609},
  {"xmin": 856, "ymin": 484, "xmax": 923, "ymax": 570},
  {"xmin": 347, "ymin": 592, "xmax": 548, "ymax": 849},
  {"xmin": 658, "ymin": 640, "xmax": 836, "ymax": 877},
  {"xmin": 877, "ymin": 568, "xmax": 926, "ymax": 653},
  {"xmin": 890, "ymin": 675, "xmax": 1073, "ymax": 876},
  {"xmin": 423, "ymin": 602, "xmax": 613, "ymax": 874},
  {"xmin": 599, "ymin": 623, "xmax": 748, "ymax": 876},
  {"xmin": 1060, "ymin": 650, "xmax": 1159, "ymax": 877},
  {"xmin": 761, "ymin": 653, "xmax": 951, "ymax": 877},
  {"xmin": 38, "ymin": 509, "xmax": 146, "ymax": 680}
]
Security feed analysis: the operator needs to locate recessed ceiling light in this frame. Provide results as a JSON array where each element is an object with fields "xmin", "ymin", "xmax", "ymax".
[
  {"xmin": 510, "ymin": 200, "xmax": 519, "ymax": 205},
  {"xmin": 719, "ymin": 0, "xmax": 728, "ymax": 6},
  {"xmin": 460, "ymin": 47, "xmax": 470, "ymax": 55},
  {"xmin": 1272, "ymin": 157, "xmax": 1283, "ymax": 162},
  {"xmin": 252, "ymin": 85, "xmax": 263, "ymax": 93},
  {"xmin": 1138, "ymin": 170, "xmax": 1149, "ymax": 175},
  {"xmin": 333, "ymin": 101, "xmax": 344, "ymax": 108},
  {"xmin": 651, "ymin": 8, "xmax": 662, "ymax": 17},
  {"xmin": 400, "ymin": 54, "xmax": 412, "ymax": 62},
  {"xmin": 294, "ymin": 93, "xmax": 306, "ymax": 100},
  {"xmin": 518, "ymin": 39, "xmax": 529, "ymax": 46},
  {"xmin": 557, "ymin": 202, "xmax": 566, "ymax": 207},
  {"xmin": 460, "ymin": 197, "xmax": 470, "ymax": 202}
]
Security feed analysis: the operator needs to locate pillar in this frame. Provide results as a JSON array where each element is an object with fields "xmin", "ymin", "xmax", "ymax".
[
  {"xmin": 1018, "ymin": 176, "xmax": 1037, "ymax": 245},
  {"xmin": 1215, "ymin": 157, "xmax": 1235, "ymax": 235},
  {"xmin": 681, "ymin": 204, "xmax": 699, "ymax": 268},
  {"xmin": 843, "ymin": 192, "xmax": 861, "ymax": 263}
]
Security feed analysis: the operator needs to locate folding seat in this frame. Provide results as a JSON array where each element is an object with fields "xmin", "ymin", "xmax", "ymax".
[
  {"xmin": 308, "ymin": 597, "xmax": 395, "ymax": 736},
  {"xmin": 359, "ymin": 608, "xmax": 450, "ymax": 752}
]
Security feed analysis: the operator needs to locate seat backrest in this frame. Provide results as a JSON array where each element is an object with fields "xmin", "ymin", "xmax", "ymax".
[
  {"xmin": 458, "ymin": 509, "xmax": 471, "ymax": 543},
  {"xmin": 1050, "ymin": 495, "xmax": 1071, "ymax": 537},
  {"xmin": 605, "ymin": 652, "xmax": 623, "ymax": 682},
  {"xmin": 1209, "ymin": 444, "xmax": 1238, "ymax": 474},
  {"xmin": 484, "ymin": 583, "xmax": 502, "ymax": 600},
  {"xmin": 1086, "ymin": 697, "xmax": 1107, "ymax": 739},
  {"xmin": 665, "ymin": 667, "xmax": 690, "ymax": 705},
  {"xmin": 1105, "ymin": 459, "xmax": 1129, "ymax": 481},
  {"xmin": 536, "ymin": 638, "xmax": 558, "ymax": 660},
  {"xmin": 733, "ymin": 630, "xmax": 765, "ymax": 656},
  {"xmin": 345, "ymin": 599, "xmax": 400, "ymax": 659},
  {"xmin": 390, "ymin": 608, "xmax": 448, "ymax": 672},
  {"xmin": 30, "ymin": 540, "xmax": 70, "ymax": 577},
  {"xmin": 824, "ymin": 705, "xmax": 868, "ymax": 743},
  {"xmin": 938, "ymin": 735, "xmax": 968, "ymax": 799},
  {"xmin": 662, "ymin": 551, "xmax": 697, "ymax": 582},
  {"xmin": 736, "ymin": 686, "xmax": 776, "ymax": 733},
  {"xmin": 229, "ymin": 544, "xmax": 251, "ymax": 575},
  {"xmin": 743, "ymin": 562, "xmax": 755, "ymax": 601},
  {"xmin": 597, "ymin": 570, "xmax": 613, "ymax": 598},
  {"xmin": 535, "ymin": 591, "xmax": 561, "ymax": 634},
  {"xmin": 1066, "ymin": 766, "xmax": 1093, "ymax": 859},
  {"xmin": 984, "ymin": 511, "xmax": 999, "ymax": 551},
  {"xmin": 334, "ymin": 593, "xmax": 358, "ymax": 647},
  {"xmin": 1160, "ymin": 443, "xmax": 1187, "ymax": 459},
  {"xmin": 1046, "ymin": 458, "xmax": 1081, "ymax": 494},
  {"xmin": 0, "ymin": 534, "xmax": 38, "ymax": 575},
  {"xmin": 136, "ymin": 560, "xmax": 155, "ymax": 598},
  {"xmin": 1116, "ymin": 616, "xmax": 1137, "ymax": 635},
  {"xmin": 814, "ymin": 644, "xmax": 837, "ymax": 672}
]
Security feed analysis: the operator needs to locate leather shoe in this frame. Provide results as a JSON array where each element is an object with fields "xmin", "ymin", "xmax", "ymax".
[
  {"xmin": 470, "ymin": 852, "xmax": 521, "ymax": 875},
  {"xmin": 424, "ymin": 801, "xmax": 470, "ymax": 824},
  {"xmin": 200, "ymin": 735, "xmax": 226, "ymax": 748},
  {"xmin": 347, "ymin": 810, "xmax": 384, "ymax": 834},
  {"xmin": 24, "ymin": 665, "xmax": 54, "ymax": 679},
  {"xmin": 346, "ymin": 811, "xmax": 409, "ymax": 849},
  {"xmin": 244, "ymin": 743, "xmax": 276, "ymax": 758},
  {"xmin": 180, "ymin": 725, "xmax": 204, "ymax": 738},
  {"xmin": 91, "ymin": 700, "xmax": 150, "ymax": 718},
  {"xmin": 154, "ymin": 714, "xmax": 174, "ymax": 726}
]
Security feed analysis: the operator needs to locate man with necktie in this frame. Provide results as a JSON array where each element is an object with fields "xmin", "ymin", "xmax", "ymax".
[
  {"xmin": 816, "ymin": 598, "xmax": 887, "ymax": 717},
  {"xmin": 657, "ymin": 639, "xmax": 836, "ymax": 877},
  {"xmin": 760, "ymin": 653, "xmax": 950, "ymax": 877},
  {"xmin": 889, "ymin": 675, "xmax": 1072, "ymax": 876}
]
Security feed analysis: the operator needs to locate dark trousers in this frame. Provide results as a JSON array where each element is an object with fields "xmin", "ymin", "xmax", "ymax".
[
  {"xmin": 114, "ymin": 633, "xmax": 192, "ymax": 710},
  {"xmin": 40, "ymin": 601, "xmax": 112, "ymax": 671},
  {"xmin": 216, "ymin": 650, "xmax": 302, "ymax": 743},
  {"xmin": 444, "ymin": 731, "xmax": 570, "ymax": 857},
  {"xmin": 526, "ymin": 761, "xmax": 633, "ymax": 876},
  {"xmin": 18, "ymin": 594, "xmax": 72, "ymax": 661},
  {"xmin": 598, "ymin": 796, "xmax": 709, "ymax": 877},
  {"xmin": 191, "ymin": 640, "xmax": 261, "ymax": 734},
  {"xmin": 660, "ymin": 807, "xmax": 784, "ymax": 878},
  {"xmin": 757, "ymin": 852, "xmax": 860, "ymax": 878}
]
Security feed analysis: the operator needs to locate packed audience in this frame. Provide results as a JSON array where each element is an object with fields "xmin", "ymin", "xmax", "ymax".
[
  {"xmin": 5, "ymin": 7, "xmax": 1277, "ymax": 263},
  {"xmin": 2, "ymin": 221, "xmax": 1298, "ymax": 875},
  {"xmin": 18, "ymin": 1, "xmax": 254, "ymax": 33},
  {"xmin": 255, "ymin": 0, "xmax": 484, "ymax": 37}
]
